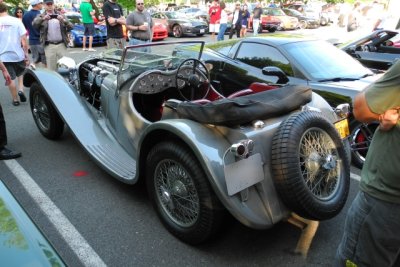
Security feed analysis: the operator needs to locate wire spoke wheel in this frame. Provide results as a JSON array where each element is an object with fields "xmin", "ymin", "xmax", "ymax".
[
  {"xmin": 299, "ymin": 128, "xmax": 340, "ymax": 200},
  {"xmin": 155, "ymin": 159, "xmax": 200, "ymax": 227},
  {"xmin": 146, "ymin": 142, "xmax": 224, "ymax": 244}
]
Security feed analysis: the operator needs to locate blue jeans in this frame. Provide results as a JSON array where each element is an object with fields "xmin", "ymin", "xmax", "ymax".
[
  {"xmin": 334, "ymin": 191, "xmax": 400, "ymax": 267},
  {"xmin": 217, "ymin": 23, "xmax": 227, "ymax": 41},
  {"xmin": 128, "ymin": 38, "xmax": 151, "ymax": 52}
]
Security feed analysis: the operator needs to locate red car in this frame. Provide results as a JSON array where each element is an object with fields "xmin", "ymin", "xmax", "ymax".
[{"xmin": 152, "ymin": 22, "xmax": 168, "ymax": 41}]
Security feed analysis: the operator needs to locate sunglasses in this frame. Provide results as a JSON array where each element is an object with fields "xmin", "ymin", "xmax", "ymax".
[
  {"xmin": 137, "ymin": 3, "xmax": 144, "ymax": 5},
  {"xmin": 46, "ymin": 2, "xmax": 53, "ymax": 5}
]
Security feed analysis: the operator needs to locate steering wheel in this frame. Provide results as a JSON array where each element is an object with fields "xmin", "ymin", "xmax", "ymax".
[{"xmin": 175, "ymin": 58, "xmax": 210, "ymax": 101}]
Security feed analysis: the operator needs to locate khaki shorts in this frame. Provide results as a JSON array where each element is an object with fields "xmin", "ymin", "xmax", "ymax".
[{"xmin": 106, "ymin": 38, "xmax": 125, "ymax": 49}]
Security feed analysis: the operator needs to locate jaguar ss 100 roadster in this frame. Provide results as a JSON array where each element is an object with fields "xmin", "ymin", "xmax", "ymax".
[{"xmin": 23, "ymin": 41, "xmax": 350, "ymax": 244}]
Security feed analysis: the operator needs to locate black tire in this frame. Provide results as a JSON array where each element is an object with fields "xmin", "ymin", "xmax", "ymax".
[
  {"xmin": 320, "ymin": 17, "xmax": 328, "ymax": 26},
  {"xmin": 146, "ymin": 142, "xmax": 224, "ymax": 244},
  {"xmin": 196, "ymin": 34, "xmax": 204, "ymax": 37},
  {"xmin": 29, "ymin": 82, "xmax": 64, "ymax": 140},
  {"xmin": 268, "ymin": 28, "xmax": 276, "ymax": 33},
  {"xmin": 173, "ymin": 25, "xmax": 183, "ymax": 38},
  {"xmin": 271, "ymin": 111, "xmax": 350, "ymax": 221},
  {"xmin": 349, "ymin": 121, "xmax": 379, "ymax": 169},
  {"xmin": 299, "ymin": 20, "xmax": 307, "ymax": 29}
]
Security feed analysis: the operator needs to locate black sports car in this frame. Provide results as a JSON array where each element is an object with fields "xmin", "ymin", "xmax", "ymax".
[
  {"xmin": 339, "ymin": 29, "xmax": 400, "ymax": 70},
  {"xmin": 184, "ymin": 36, "xmax": 382, "ymax": 168}
]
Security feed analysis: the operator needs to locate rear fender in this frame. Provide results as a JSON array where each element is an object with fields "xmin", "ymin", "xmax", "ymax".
[{"xmin": 139, "ymin": 120, "xmax": 289, "ymax": 229}]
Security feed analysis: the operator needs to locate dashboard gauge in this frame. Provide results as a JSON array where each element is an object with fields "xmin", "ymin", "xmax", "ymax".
[
  {"xmin": 148, "ymin": 74, "xmax": 154, "ymax": 81},
  {"xmin": 140, "ymin": 79, "xmax": 146, "ymax": 86},
  {"xmin": 157, "ymin": 75, "xmax": 163, "ymax": 82}
]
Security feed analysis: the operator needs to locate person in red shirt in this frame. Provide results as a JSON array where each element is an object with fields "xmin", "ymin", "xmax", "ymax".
[{"xmin": 208, "ymin": 0, "xmax": 221, "ymax": 41}]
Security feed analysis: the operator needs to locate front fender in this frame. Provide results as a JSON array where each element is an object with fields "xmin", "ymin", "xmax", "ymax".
[{"xmin": 139, "ymin": 120, "xmax": 289, "ymax": 229}]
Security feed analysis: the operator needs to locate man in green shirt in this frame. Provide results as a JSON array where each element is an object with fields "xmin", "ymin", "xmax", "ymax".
[
  {"xmin": 335, "ymin": 60, "xmax": 400, "ymax": 266},
  {"xmin": 79, "ymin": 0, "xmax": 96, "ymax": 51}
]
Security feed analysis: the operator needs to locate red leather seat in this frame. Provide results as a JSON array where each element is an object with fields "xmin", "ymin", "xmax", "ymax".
[
  {"xmin": 249, "ymin": 82, "xmax": 278, "ymax": 93},
  {"xmin": 227, "ymin": 89, "xmax": 254, "ymax": 99}
]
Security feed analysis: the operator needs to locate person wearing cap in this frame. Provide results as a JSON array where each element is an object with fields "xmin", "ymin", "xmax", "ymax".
[
  {"xmin": 32, "ymin": 0, "xmax": 73, "ymax": 71},
  {"xmin": 0, "ymin": 2, "xmax": 30, "ymax": 106},
  {"xmin": 23, "ymin": 0, "xmax": 47, "ymax": 68}
]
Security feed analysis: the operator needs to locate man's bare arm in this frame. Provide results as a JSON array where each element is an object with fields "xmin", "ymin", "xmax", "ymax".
[{"xmin": 353, "ymin": 92, "xmax": 380, "ymax": 122}]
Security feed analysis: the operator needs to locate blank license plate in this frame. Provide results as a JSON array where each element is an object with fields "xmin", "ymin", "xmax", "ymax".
[{"xmin": 200, "ymin": 29, "xmax": 205, "ymax": 33}]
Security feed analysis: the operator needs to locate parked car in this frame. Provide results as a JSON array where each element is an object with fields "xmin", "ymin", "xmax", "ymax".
[
  {"xmin": 189, "ymin": 36, "xmax": 381, "ymax": 168},
  {"xmin": 248, "ymin": 9, "xmax": 281, "ymax": 33},
  {"xmin": 23, "ymin": 40, "xmax": 350, "ymax": 244},
  {"xmin": 282, "ymin": 8, "xmax": 320, "ymax": 29},
  {"xmin": 0, "ymin": 180, "xmax": 65, "ymax": 266},
  {"xmin": 65, "ymin": 12, "xmax": 107, "ymax": 48},
  {"xmin": 151, "ymin": 11, "xmax": 208, "ymax": 38},
  {"xmin": 338, "ymin": 29, "xmax": 400, "ymax": 70},
  {"xmin": 176, "ymin": 7, "xmax": 209, "ymax": 24},
  {"xmin": 263, "ymin": 8, "xmax": 299, "ymax": 30},
  {"xmin": 286, "ymin": 4, "xmax": 327, "ymax": 26},
  {"xmin": 151, "ymin": 22, "xmax": 168, "ymax": 41}
]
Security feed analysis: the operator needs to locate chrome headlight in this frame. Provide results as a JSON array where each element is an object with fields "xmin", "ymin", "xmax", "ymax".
[
  {"xmin": 335, "ymin": 103, "xmax": 350, "ymax": 119},
  {"xmin": 57, "ymin": 56, "xmax": 76, "ymax": 70}
]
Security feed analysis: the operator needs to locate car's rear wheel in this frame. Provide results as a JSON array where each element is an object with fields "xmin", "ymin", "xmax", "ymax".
[
  {"xmin": 271, "ymin": 111, "xmax": 350, "ymax": 221},
  {"xmin": 349, "ymin": 121, "xmax": 379, "ymax": 169},
  {"xmin": 146, "ymin": 142, "xmax": 224, "ymax": 244},
  {"xmin": 268, "ymin": 28, "xmax": 276, "ymax": 32},
  {"xmin": 29, "ymin": 82, "xmax": 64, "ymax": 140},
  {"xmin": 173, "ymin": 25, "xmax": 183, "ymax": 38}
]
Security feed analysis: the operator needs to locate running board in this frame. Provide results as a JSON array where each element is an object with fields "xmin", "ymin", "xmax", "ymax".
[{"xmin": 86, "ymin": 144, "xmax": 136, "ymax": 182}]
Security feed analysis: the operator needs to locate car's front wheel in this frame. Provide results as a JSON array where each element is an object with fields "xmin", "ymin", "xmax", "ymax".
[
  {"xmin": 146, "ymin": 142, "xmax": 224, "ymax": 244},
  {"xmin": 29, "ymin": 82, "xmax": 64, "ymax": 140},
  {"xmin": 271, "ymin": 111, "xmax": 350, "ymax": 221}
]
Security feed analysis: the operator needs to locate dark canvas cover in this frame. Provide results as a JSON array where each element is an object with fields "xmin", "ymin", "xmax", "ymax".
[{"xmin": 176, "ymin": 85, "xmax": 312, "ymax": 126}]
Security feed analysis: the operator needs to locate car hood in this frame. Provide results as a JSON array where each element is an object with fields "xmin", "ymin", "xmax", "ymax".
[
  {"xmin": 73, "ymin": 24, "xmax": 105, "ymax": 31},
  {"xmin": 307, "ymin": 74, "xmax": 382, "ymax": 106}
]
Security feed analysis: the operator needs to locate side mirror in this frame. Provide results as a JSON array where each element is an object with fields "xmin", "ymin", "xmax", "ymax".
[{"xmin": 262, "ymin": 66, "xmax": 289, "ymax": 84}]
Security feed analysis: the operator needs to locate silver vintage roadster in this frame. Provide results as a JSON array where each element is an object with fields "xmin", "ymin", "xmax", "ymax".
[{"xmin": 23, "ymin": 41, "xmax": 350, "ymax": 244}]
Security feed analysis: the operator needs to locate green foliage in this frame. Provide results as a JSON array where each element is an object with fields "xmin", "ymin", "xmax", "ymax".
[{"xmin": 6, "ymin": 0, "xmax": 29, "ymax": 9}]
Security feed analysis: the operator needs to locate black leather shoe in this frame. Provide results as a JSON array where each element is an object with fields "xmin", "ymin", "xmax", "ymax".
[{"xmin": 0, "ymin": 147, "xmax": 22, "ymax": 160}]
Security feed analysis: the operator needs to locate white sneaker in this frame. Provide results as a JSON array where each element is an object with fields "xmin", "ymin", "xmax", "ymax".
[
  {"xmin": 88, "ymin": 48, "xmax": 96, "ymax": 52},
  {"xmin": 82, "ymin": 48, "xmax": 88, "ymax": 51}
]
